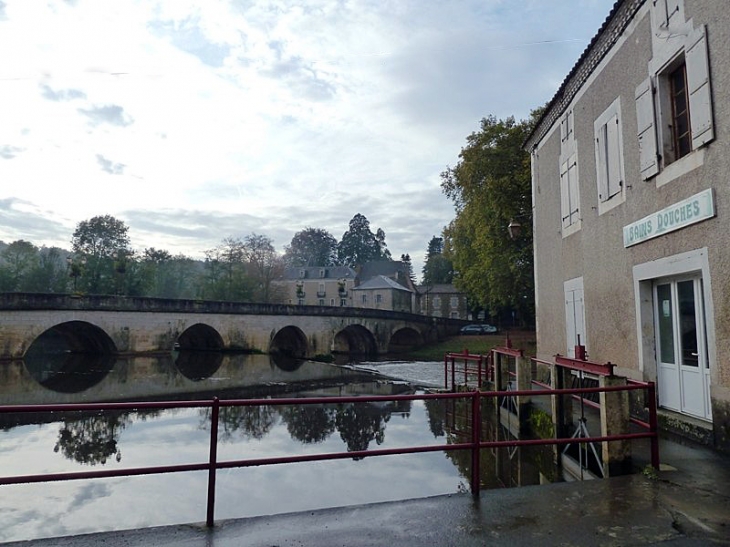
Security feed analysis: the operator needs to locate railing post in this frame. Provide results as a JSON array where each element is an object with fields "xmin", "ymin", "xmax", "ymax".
[
  {"xmin": 647, "ymin": 382, "xmax": 660, "ymax": 470},
  {"xmin": 451, "ymin": 356, "xmax": 456, "ymax": 392},
  {"xmin": 444, "ymin": 354, "xmax": 448, "ymax": 390},
  {"xmin": 471, "ymin": 390, "xmax": 481, "ymax": 496},
  {"xmin": 206, "ymin": 397, "xmax": 220, "ymax": 528}
]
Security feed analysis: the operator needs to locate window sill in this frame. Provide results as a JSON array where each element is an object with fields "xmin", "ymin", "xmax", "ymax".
[{"xmin": 655, "ymin": 148, "xmax": 705, "ymax": 188}]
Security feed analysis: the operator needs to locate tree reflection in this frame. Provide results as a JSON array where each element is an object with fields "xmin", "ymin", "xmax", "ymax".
[
  {"xmin": 207, "ymin": 405, "xmax": 279, "ymax": 441},
  {"xmin": 424, "ymin": 398, "xmax": 446, "ymax": 437},
  {"xmin": 54, "ymin": 412, "xmax": 129, "ymax": 465},
  {"xmin": 335, "ymin": 403, "xmax": 390, "ymax": 459},
  {"xmin": 279, "ymin": 405, "xmax": 337, "ymax": 444}
]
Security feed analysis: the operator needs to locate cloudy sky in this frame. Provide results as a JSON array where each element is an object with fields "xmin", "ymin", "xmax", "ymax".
[{"xmin": 0, "ymin": 0, "xmax": 613, "ymax": 276}]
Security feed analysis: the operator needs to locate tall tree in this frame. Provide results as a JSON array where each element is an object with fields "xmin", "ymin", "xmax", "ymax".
[
  {"xmin": 441, "ymin": 114, "xmax": 536, "ymax": 323},
  {"xmin": 0, "ymin": 240, "xmax": 39, "ymax": 291},
  {"xmin": 71, "ymin": 215, "xmax": 131, "ymax": 294},
  {"xmin": 422, "ymin": 236, "xmax": 453, "ymax": 286},
  {"xmin": 201, "ymin": 237, "xmax": 252, "ymax": 301},
  {"xmin": 24, "ymin": 246, "xmax": 69, "ymax": 293},
  {"xmin": 337, "ymin": 213, "xmax": 391, "ymax": 268},
  {"xmin": 283, "ymin": 227, "xmax": 338, "ymax": 267},
  {"xmin": 400, "ymin": 253, "xmax": 415, "ymax": 284},
  {"xmin": 243, "ymin": 233, "xmax": 285, "ymax": 303}
]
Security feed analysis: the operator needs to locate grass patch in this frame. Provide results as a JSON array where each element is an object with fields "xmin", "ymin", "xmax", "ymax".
[{"xmin": 406, "ymin": 331, "xmax": 536, "ymax": 361}]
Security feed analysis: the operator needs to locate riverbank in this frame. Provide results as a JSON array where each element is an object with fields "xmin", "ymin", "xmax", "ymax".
[{"xmin": 404, "ymin": 329, "xmax": 536, "ymax": 361}]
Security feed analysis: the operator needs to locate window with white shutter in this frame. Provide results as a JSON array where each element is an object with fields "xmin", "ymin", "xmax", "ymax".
[
  {"xmin": 560, "ymin": 153, "xmax": 580, "ymax": 233},
  {"xmin": 594, "ymin": 98, "xmax": 625, "ymax": 212},
  {"xmin": 638, "ymin": 19, "xmax": 714, "ymax": 181}
]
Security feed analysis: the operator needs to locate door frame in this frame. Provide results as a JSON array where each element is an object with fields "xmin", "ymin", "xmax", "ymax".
[
  {"xmin": 653, "ymin": 276, "xmax": 712, "ymax": 419},
  {"xmin": 633, "ymin": 248, "xmax": 716, "ymax": 421}
]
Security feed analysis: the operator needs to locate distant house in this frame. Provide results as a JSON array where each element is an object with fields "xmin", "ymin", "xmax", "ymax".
[
  {"xmin": 278, "ymin": 266, "xmax": 357, "ymax": 306},
  {"xmin": 416, "ymin": 284, "xmax": 467, "ymax": 319},
  {"xmin": 357, "ymin": 260, "xmax": 418, "ymax": 310},
  {"xmin": 352, "ymin": 275, "xmax": 414, "ymax": 313}
]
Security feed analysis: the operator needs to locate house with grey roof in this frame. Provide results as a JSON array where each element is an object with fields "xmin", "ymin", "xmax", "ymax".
[
  {"xmin": 352, "ymin": 275, "xmax": 414, "ymax": 313},
  {"xmin": 277, "ymin": 266, "xmax": 357, "ymax": 307}
]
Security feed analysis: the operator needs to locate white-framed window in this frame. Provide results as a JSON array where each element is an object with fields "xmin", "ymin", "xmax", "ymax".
[
  {"xmin": 361, "ymin": 294, "xmax": 368, "ymax": 304},
  {"xmin": 432, "ymin": 296, "xmax": 441, "ymax": 307},
  {"xmin": 594, "ymin": 97, "xmax": 625, "ymax": 213},
  {"xmin": 560, "ymin": 108, "xmax": 574, "ymax": 146},
  {"xmin": 375, "ymin": 294, "xmax": 382, "ymax": 304},
  {"xmin": 636, "ymin": 23, "xmax": 713, "ymax": 181},
  {"xmin": 564, "ymin": 277, "xmax": 586, "ymax": 358},
  {"xmin": 450, "ymin": 296, "xmax": 459, "ymax": 308},
  {"xmin": 297, "ymin": 298, "xmax": 305, "ymax": 306},
  {"xmin": 318, "ymin": 298, "xmax": 325, "ymax": 306},
  {"xmin": 340, "ymin": 298, "xmax": 347, "ymax": 307},
  {"xmin": 330, "ymin": 298, "xmax": 335, "ymax": 306},
  {"xmin": 560, "ymin": 153, "xmax": 580, "ymax": 233}
]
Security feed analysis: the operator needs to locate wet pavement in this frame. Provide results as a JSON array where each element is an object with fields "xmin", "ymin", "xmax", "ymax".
[{"xmin": 5, "ymin": 436, "xmax": 729, "ymax": 547}]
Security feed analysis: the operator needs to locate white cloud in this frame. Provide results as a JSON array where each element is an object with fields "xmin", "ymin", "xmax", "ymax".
[{"xmin": 0, "ymin": 0, "xmax": 615, "ymax": 275}]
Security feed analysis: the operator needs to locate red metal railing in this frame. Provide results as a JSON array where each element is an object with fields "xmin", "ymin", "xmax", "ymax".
[
  {"xmin": 0, "ymin": 384, "xmax": 660, "ymax": 529},
  {"xmin": 444, "ymin": 350, "xmax": 488, "ymax": 389}
]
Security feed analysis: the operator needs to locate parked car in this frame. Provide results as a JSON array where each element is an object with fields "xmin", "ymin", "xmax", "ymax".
[
  {"xmin": 459, "ymin": 324, "xmax": 499, "ymax": 335},
  {"xmin": 480, "ymin": 324, "xmax": 498, "ymax": 334}
]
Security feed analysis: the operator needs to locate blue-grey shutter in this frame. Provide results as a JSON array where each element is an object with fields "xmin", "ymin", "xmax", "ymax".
[
  {"xmin": 686, "ymin": 24, "xmax": 714, "ymax": 149},
  {"xmin": 635, "ymin": 78, "xmax": 659, "ymax": 180}
]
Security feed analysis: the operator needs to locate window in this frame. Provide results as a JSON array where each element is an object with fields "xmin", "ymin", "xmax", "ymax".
[
  {"xmin": 375, "ymin": 294, "xmax": 382, "ymax": 304},
  {"xmin": 319, "ymin": 269, "xmax": 326, "ymax": 278},
  {"xmin": 432, "ymin": 296, "xmax": 441, "ymax": 307},
  {"xmin": 669, "ymin": 63, "xmax": 690, "ymax": 159},
  {"xmin": 636, "ymin": 24, "xmax": 714, "ymax": 180},
  {"xmin": 361, "ymin": 294, "xmax": 368, "ymax": 304},
  {"xmin": 450, "ymin": 296, "xmax": 459, "ymax": 308},
  {"xmin": 318, "ymin": 298, "xmax": 325, "ymax": 306},
  {"xmin": 560, "ymin": 153, "xmax": 580, "ymax": 232},
  {"xmin": 560, "ymin": 108, "xmax": 574, "ymax": 144},
  {"xmin": 594, "ymin": 98, "xmax": 625, "ymax": 212},
  {"xmin": 340, "ymin": 298, "xmax": 347, "ymax": 307},
  {"xmin": 330, "ymin": 298, "xmax": 335, "ymax": 306},
  {"xmin": 564, "ymin": 277, "xmax": 586, "ymax": 358},
  {"xmin": 297, "ymin": 298, "xmax": 305, "ymax": 306}
]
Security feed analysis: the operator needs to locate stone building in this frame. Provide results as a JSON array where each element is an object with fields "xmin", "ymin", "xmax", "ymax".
[
  {"xmin": 524, "ymin": 0, "xmax": 730, "ymax": 449},
  {"xmin": 279, "ymin": 266, "xmax": 357, "ymax": 307},
  {"xmin": 416, "ymin": 284, "xmax": 468, "ymax": 319}
]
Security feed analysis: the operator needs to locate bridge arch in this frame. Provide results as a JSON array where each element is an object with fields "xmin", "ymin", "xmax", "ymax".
[
  {"xmin": 176, "ymin": 323, "xmax": 224, "ymax": 351},
  {"xmin": 25, "ymin": 320, "xmax": 117, "ymax": 356},
  {"xmin": 333, "ymin": 325, "xmax": 378, "ymax": 356},
  {"xmin": 23, "ymin": 321, "xmax": 117, "ymax": 392},
  {"xmin": 270, "ymin": 326, "xmax": 308, "ymax": 359},
  {"xmin": 387, "ymin": 327, "xmax": 424, "ymax": 354}
]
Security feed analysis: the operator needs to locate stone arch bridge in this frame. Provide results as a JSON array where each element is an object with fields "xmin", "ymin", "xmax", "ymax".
[{"xmin": 0, "ymin": 293, "xmax": 463, "ymax": 361}]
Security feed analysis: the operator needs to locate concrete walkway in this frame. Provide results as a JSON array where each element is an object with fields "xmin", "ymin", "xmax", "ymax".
[{"xmin": 4, "ymin": 437, "xmax": 730, "ymax": 547}]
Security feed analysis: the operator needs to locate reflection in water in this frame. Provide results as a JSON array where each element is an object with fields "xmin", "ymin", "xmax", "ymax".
[
  {"xmin": 23, "ymin": 351, "xmax": 115, "ymax": 393},
  {"xmin": 214, "ymin": 405, "xmax": 279, "ymax": 441},
  {"xmin": 280, "ymin": 405, "xmax": 337, "ymax": 444},
  {"xmin": 174, "ymin": 350, "xmax": 224, "ymax": 381},
  {"xmin": 269, "ymin": 353, "xmax": 305, "ymax": 372},
  {"xmin": 54, "ymin": 412, "xmax": 129, "ymax": 465}
]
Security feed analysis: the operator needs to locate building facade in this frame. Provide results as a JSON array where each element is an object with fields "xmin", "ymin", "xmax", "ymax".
[
  {"xmin": 352, "ymin": 275, "xmax": 414, "ymax": 313},
  {"xmin": 279, "ymin": 266, "xmax": 357, "ymax": 307},
  {"xmin": 416, "ymin": 284, "xmax": 468, "ymax": 319},
  {"xmin": 525, "ymin": 0, "xmax": 730, "ymax": 449}
]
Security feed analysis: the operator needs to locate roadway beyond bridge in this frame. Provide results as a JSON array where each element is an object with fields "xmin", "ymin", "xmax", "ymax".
[{"xmin": 0, "ymin": 293, "xmax": 462, "ymax": 361}]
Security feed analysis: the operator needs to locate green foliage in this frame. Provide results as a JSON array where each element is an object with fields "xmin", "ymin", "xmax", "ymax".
[
  {"xmin": 283, "ymin": 227, "xmax": 338, "ymax": 267},
  {"xmin": 422, "ymin": 236, "xmax": 453, "ymax": 285},
  {"xmin": 441, "ymin": 114, "xmax": 537, "ymax": 324},
  {"xmin": 528, "ymin": 408, "xmax": 555, "ymax": 439},
  {"xmin": 337, "ymin": 213, "xmax": 391, "ymax": 268},
  {"xmin": 71, "ymin": 215, "xmax": 132, "ymax": 295}
]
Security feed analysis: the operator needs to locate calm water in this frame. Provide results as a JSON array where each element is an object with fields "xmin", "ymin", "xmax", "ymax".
[{"xmin": 0, "ymin": 352, "xmax": 547, "ymax": 543}]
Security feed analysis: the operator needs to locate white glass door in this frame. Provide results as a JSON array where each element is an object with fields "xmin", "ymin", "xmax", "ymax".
[{"xmin": 654, "ymin": 277, "xmax": 711, "ymax": 420}]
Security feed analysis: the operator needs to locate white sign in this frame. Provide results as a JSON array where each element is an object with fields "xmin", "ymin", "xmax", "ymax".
[{"xmin": 623, "ymin": 189, "xmax": 714, "ymax": 247}]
